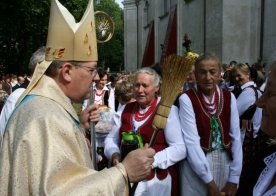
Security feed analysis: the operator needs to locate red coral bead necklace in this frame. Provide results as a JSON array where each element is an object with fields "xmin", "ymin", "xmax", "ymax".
[{"xmin": 134, "ymin": 97, "xmax": 158, "ymax": 122}]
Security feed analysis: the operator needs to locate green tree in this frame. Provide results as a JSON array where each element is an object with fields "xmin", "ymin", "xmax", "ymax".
[
  {"xmin": 0, "ymin": 0, "xmax": 50, "ymax": 74},
  {"xmin": 0, "ymin": 0, "xmax": 123, "ymax": 75}
]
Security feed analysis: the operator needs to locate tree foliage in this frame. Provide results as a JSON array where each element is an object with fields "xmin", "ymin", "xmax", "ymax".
[
  {"xmin": 0, "ymin": 0, "xmax": 123, "ymax": 75},
  {"xmin": 0, "ymin": 0, "xmax": 50, "ymax": 74}
]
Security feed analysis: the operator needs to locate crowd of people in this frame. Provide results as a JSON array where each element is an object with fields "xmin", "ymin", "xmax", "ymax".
[{"xmin": 0, "ymin": 0, "xmax": 275, "ymax": 195}]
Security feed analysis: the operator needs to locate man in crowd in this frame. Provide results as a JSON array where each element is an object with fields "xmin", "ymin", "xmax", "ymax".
[
  {"xmin": 0, "ymin": 0, "xmax": 155, "ymax": 195},
  {"xmin": 0, "ymin": 47, "xmax": 45, "ymax": 145},
  {"xmin": 178, "ymin": 53, "xmax": 242, "ymax": 195}
]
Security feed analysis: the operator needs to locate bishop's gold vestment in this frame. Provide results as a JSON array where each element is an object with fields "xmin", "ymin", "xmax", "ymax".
[{"xmin": 0, "ymin": 75, "xmax": 128, "ymax": 196}]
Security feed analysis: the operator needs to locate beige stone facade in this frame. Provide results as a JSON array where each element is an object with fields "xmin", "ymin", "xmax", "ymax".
[{"xmin": 123, "ymin": 0, "xmax": 276, "ymax": 71}]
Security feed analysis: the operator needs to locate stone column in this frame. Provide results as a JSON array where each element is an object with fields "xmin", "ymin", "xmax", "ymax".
[{"xmin": 123, "ymin": 0, "xmax": 139, "ymax": 71}]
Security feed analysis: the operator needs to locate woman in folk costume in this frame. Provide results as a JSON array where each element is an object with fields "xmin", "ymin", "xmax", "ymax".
[
  {"xmin": 232, "ymin": 63, "xmax": 263, "ymax": 143},
  {"xmin": 81, "ymin": 68, "xmax": 115, "ymax": 166},
  {"xmin": 178, "ymin": 53, "xmax": 242, "ymax": 196},
  {"xmin": 94, "ymin": 68, "xmax": 114, "ymax": 109},
  {"xmin": 104, "ymin": 67, "xmax": 186, "ymax": 196},
  {"xmin": 231, "ymin": 63, "xmax": 263, "ymax": 194},
  {"xmin": 82, "ymin": 67, "xmax": 115, "ymax": 111},
  {"xmin": 0, "ymin": 0, "xmax": 155, "ymax": 195},
  {"xmin": 253, "ymin": 66, "xmax": 276, "ymax": 196}
]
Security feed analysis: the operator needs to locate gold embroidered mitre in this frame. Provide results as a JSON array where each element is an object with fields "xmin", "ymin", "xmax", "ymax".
[
  {"xmin": 16, "ymin": 0, "xmax": 97, "ymax": 106},
  {"xmin": 46, "ymin": 0, "xmax": 97, "ymax": 61}
]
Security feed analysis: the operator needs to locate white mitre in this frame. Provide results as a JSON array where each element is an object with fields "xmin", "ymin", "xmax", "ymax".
[
  {"xmin": 16, "ymin": 0, "xmax": 97, "ymax": 105},
  {"xmin": 46, "ymin": 0, "xmax": 97, "ymax": 61}
]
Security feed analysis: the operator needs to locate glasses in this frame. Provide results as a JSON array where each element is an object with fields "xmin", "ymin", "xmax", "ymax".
[{"xmin": 76, "ymin": 65, "xmax": 97, "ymax": 77}]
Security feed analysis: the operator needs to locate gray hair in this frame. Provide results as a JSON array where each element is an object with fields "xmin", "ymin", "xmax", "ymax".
[
  {"xmin": 28, "ymin": 46, "xmax": 46, "ymax": 76},
  {"xmin": 135, "ymin": 67, "xmax": 161, "ymax": 87},
  {"xmin": 195, "ymin": 53, "xmax": 221, "ymax": 72}
]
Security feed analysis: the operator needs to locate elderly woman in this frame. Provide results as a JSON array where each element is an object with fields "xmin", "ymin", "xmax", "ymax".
[
  {"xmin": 104, "ymin": 67, "xmax": 186, "ymax": 196},
  {"xmin": 253, "ymin": 66, "xmax": 276, "ymax": 195}
]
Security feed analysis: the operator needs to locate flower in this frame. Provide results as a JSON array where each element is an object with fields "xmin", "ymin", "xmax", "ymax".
[{"xmin": 186, "ymin": 51, "xmax": 199, "ymax": 60}]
